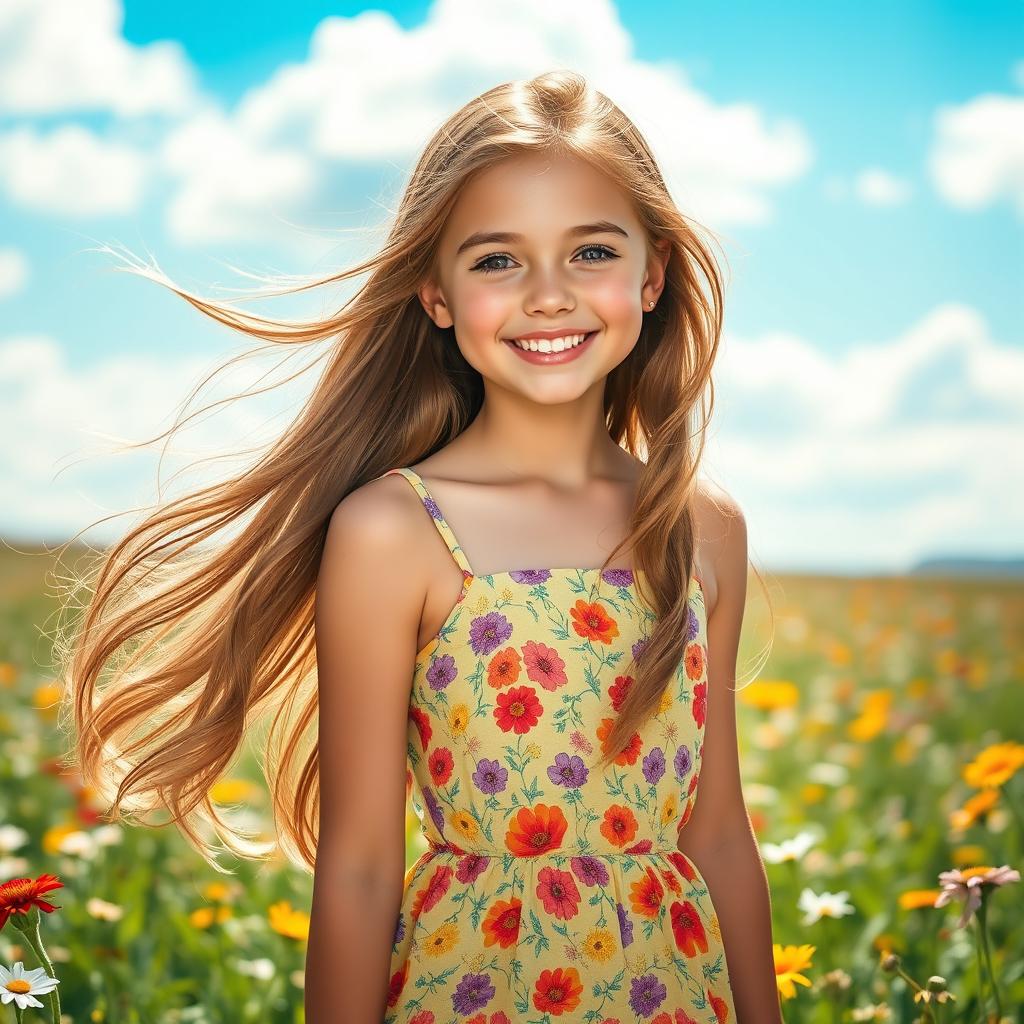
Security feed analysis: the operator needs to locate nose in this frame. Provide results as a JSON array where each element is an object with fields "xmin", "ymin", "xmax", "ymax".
[{"xmin": 523, "ymin": 267, "xmax": 575, "ymax": 318}]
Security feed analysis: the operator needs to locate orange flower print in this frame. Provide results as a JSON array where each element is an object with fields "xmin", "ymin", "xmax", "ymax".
[
  {"xmin": 608, "ymin": 674, "xmax": 635, "ymax": 712},
  {"xmin": 411, "ymin": 864, "xmax": 454, "ymax": 922},
  {"xmin": 532, "ymin": 966, "xmax": 584, "ymax": 1015},
  {"xmin": 670, "ymin": 899, "xmax": 709, "ymax": 957},
  {"xmin": 428, "ymin": 747, "xmax": 454, "ymax": 786},
  {"xmin": 570, "ymin": 600, "xmax": 620, "ymax": 644},
  {"xmin": 629, "ymin": 866, "xmax": 665, "ymax": 918},
  {"xmin": 482, "ymin": 897, "xmax": 522, "ymax": 948},
  {"xmin": 409, "ymin": 706, "xmax": 432, "ymax": 751},
  {"xmin": 506, "ymin": 803, "xmax": 568, "ymax": 856},
  {"xmin": 600, "ymin": 804, "xmax": 638, "ymax": 848},
  {"xmin": 494, "ymin": 685, "xmax": 543, "ymax": 734},
  {"xmin": 659, "ymin": 867, "xmax": 682, "ymax": 896},
  {"xmin": 597, "ymin": 717, "xmax": 643, "ymax": 765},
  {"xmin": 522, "ymin": 639, "xmax": 568, "ymax": 691},
  {"xmin": 466, "ymin": 1014, "xmax": 512, "ymax": 1024},
  {"xmin": 692, "ymin": 681, "xmax": 707, "ymax": 729},
  {"xmin": 536, "ymin": 865, "xmax": 581, "ymax": 920},
  {"xmin": 487, "ymin": 647, "xmax": 522, "ymax": 689},
  {"xmin": 684, "ymin": 641, "xmax": 705, "ymax": 681},
  {"xmin": 708, "ymin": 987, "xmax": 731, "ymax": 1022}
]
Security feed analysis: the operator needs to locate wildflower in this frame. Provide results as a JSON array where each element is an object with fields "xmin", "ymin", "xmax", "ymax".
[
  {"xmin": 760, "ymin": 830, "xmax": 817, "ymax": 864},
  {"xmin": 898, "ymin": 889, "xmax": 941, "ymax": 910},
  {"xmin": 850, "ymin": 1004, "xmax": 892, "ymax": 1021},
  {"xmin": 0, "ymin": 961, "xmax": 60, "ymax": 1010},
  {"xmin": 934, "ymin": 864, "xmax": 1020, "ymax": 928},
  {"xmin": 962, "ymin": 741, "xmax": 1024, "ymax": 788},
  {"xmin": 913, "ymin": 975, "xmax": 955, "ymax": 1004},
  {"xmin": 949, "ymin": 788, "xmax": 999, "ymax": 830},
  {"xmin": 0, "ymin": 828, "xmax": 29, "ymax": 856},
  {"xmin": 85, "ymin": 898, "xmax": 123, "ymax": 922},
  {"xmin": 268, "ymin": 900, "xmax": 310, "ymax": 941},
  {"xmin": 773, "ymin": 943, "xmax": 815, "ymax": 1000},
  {"xmin": 0, "ymin": 873, "xmax": 63, "ymax": 930},
  {"xmin": 739, "ymin": 679, "xmax": 799, "ymax": 711},
  {"xmin": 798, "ymin": 887, "xmax": 855, "ymax": 925}
]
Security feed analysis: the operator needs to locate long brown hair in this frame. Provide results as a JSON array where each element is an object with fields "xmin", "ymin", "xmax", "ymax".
[{"xmin": 55, "ymin": 69, "xmax": 752, "ymax": 875}]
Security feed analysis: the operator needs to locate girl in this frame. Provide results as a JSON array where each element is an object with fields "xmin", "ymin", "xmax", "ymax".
[{"xmin": 61, "ymin": 71, "xmax": 780, "ymax": 1021}]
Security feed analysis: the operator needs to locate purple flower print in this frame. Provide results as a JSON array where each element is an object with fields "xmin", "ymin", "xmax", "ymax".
[
  {"xmin": 642, "ymin": 746, "xmax": 666, "ymax": 785},
  {"xmin": 422, "ymin": 496, "xmax": 444, "ymax": 522},
  {"xmin": 674, "ymin": 744, "xmax": 693, "ymax": 781},
  {"xmin": 632, "ymin": 635, "xmax": 649, "ymax": 662},
  {"xmin": 616, "ymin": 901, "xmax": 634, "ymax": 947},
  {"xmin": 509, "ymin": 569, "xmax": 552, "ymax": 585},
  {"xmin": 423, "ymin": 786, "xmax": 445, "ymax": 834},
  {"xmin": 472, "ymin": 757, "xmax": 509, "ymax": 795},
  {"xmin": 451, "ymin": 972, "xmax": 495, "ymax": 1014},
  {"xmin": 570, "ymin": 855, "xmax": 610, "ymax": 888},
  {"xmin": 393, "ymin": 911, "xmax": 405, "ymax": 946},
  {"xmin": 600, "ymin": 568, "xmax": 634, "ymax": 588},
  {"xmin": 426, "ymin": 653, "xmax": 457, "ymax": 691},
  {"xmin": 469, "ymin": 610, "xmax": 513, "ymax": 657},
  {"xmin": 547, "ymin": 752, "xmax": 588, "ymax": 788},
  {"xmin": 685, "ymin": 602, "xmax": 699, "ymax": 643},
  {"xmin": 629, "ymin": 973, "xmax": 667, "ymax": 1016}
]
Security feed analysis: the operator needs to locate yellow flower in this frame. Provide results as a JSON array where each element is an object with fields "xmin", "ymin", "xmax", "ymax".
[
  {"xmin": 42, "ymin": 822, "xmax": 79, "ymax": 855},
  {"xmin": 189, "ymin": 905, "xmax": 231, "ymax": 928},
  {"xmin": 657, "ymin": 688, "xmax": 674, "ymax": 715},
  {"xmin": 208, "ymin": 778, "xmax": 255, "ymax": 804},
  {"xmin": 33, "ymin": 681, "xmax": 63, "ymax": 721},
  {"xmin": 525, "ymin": 743, "xmax": 542, "ymax": 759},
  {"xmin": 423, "ymin": 921, "xmax": 459, "ymax": 957},
  {"xmin": 848, "ymin": 690, "xmax": 892, "ymax": 742},
  {"xmin": 581, "ymin": 928, "xmax": 616, "ymax": 963},
  {"xmin": 963, "ymin": 741, "xmax": 1024, "ymax": 789},
  {"xmin": 449, "ymin": 704, "xmax": 469, "ymax": 733},
  {"xmin": 898, "ymin": 889, "xmax": 941, "ymax": 910},
  {"xmin": 268, "ymin": 900, "xmax": 310, "ymax": 941},
  {"xmin": 708, "ymin": 913, "xmax": 722, "ymax": 943},
  {"xmin": 949, "ymin": 788, "xmax": 1000, "ymax": 830},
  {"xmin": 202, "ymin": 881, "xmax": 235, "ymax": 903},
  {"xmin": 449, "ymin": 809, "xmax": 480, "ymax": 842},
  {"xmin": 951, "ymin": 844, "xmax": 987, "ymax": 867},
  {"xmin": 801, "ymin": 783, "xmax": 826, "ymax": 805},
  {"xmin": 660, "ymin": 792, "xmax": 678, "ymax": 826},
  {"xmin": 774, "ymin": 943, "xmax": 815, "ymax": 1000},
  {"xmin": 739, "ymin": 680, "xmax": 799, "ymax": 711},
  {"xmin": 0, "ymin": 662, "xmax": 18, "ymax": 688}
]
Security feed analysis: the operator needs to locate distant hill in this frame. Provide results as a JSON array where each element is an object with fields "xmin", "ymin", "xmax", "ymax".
[{"xmin": 908, "ymin": 556, "xmax": 1024, "ymax": 579}]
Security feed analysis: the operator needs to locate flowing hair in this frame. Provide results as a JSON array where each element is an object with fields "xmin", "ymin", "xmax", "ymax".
[{"xmin": 54, "ymin": 68, "xmax": 767, "ymax": 876}]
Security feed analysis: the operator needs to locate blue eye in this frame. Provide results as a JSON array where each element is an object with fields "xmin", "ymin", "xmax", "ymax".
[{"xmin": 471, "ymin": 244, "xmax": 618, "ymax": 274}]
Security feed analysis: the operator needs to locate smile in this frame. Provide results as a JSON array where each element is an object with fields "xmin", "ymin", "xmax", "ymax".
[{"xmin": 502, "ymin": 330, "xmax": 598, "ymax": 364}]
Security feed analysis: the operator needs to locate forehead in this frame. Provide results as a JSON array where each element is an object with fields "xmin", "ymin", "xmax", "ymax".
[{"xmin": 440, "ymin": 152, "xmax": 637, "ymax": 247}]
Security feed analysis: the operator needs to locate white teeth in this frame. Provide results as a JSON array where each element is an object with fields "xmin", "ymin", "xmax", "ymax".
[{"xmin": 509, "ymin": 332, "xmax": 590, "ymax": 352}]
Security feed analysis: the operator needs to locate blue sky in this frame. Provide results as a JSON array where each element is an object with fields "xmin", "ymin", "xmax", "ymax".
[{"xmin": 1, "ymin": 0, "xmax": 1021, "ymax": 572}]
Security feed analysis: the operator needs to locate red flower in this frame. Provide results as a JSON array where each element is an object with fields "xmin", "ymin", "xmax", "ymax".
[
  {"xmin": 409, "ymin": 706, "xmax": 432, "ymax": 750},
  {"xmin": 428, "ymin": 747, "xmax": 454, "ymax": 786},
  {"xmin": 608, "ymin": 674, "xmax": 635, "ymax": 712},
  {"xmin": 569, "ymin": 601, "xmax": 620, "ymax": 644},
  {"xmin": 481, "ymin": 897, "xmax": 522, "ymax": 948},
  {"xmin": 493, "ymin": 685, "xmax": 543, "ymax": 735},
  {"xmin": 532, "ymin": 965, "xmax": 583, "ymax": 1015},
  {"xmin": 670, "ymin": 899, "xmax": 709, "ymax": 957},
  {"xmin": 692, "ymin": 680, "xmax": 707, "ymax": 729},
  {"xmin": 0, "ymin": 872, "xmax": 64, "ymax": 930},
  {"xmin": 505, "ymin": 803, "xmax": 567, "ymax": 856}
]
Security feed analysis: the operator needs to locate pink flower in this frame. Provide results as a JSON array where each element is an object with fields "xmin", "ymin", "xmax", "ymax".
[{"xmin": 933, "ymin": 864, "xmax": 1020, "ymax": 928}]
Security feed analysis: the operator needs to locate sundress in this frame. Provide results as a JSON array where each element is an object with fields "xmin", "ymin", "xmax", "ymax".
[{"xmin": 382, "ymin": 466, "xmax": 736, "ymax": 1024}]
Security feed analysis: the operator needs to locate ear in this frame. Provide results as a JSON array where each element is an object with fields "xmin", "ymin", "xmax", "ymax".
[
  {"xmin": 418, "ymin": 277, "xmax": 454, "ymax": 330},
  {"xmin": 643, "ymin": 238, "xmax": 672, "ymax": 308}
]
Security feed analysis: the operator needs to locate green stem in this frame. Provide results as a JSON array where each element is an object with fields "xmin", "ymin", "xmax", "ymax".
[
  {"xmin": 11, "ymin": 913, "xmax": 61, "ymax": 1024},
  {"xmin": 977, "ymin": 898, "xmax": 1003, "ymax": 1019},
  {"xmin": 14, "ymin": 1003, "xmax": 24, "ymax": 1024},
  {"xmin": 974, "ymin": 917, "xmax": 989, "ymax": 1019}
]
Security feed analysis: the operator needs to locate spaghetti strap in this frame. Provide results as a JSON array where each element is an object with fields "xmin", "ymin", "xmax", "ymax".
[{"xmin": 385, "ymin": 467, "xmax": 475, "ymax": 577}]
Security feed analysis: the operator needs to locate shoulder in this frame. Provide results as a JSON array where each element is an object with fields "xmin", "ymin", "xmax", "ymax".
[{"xmin": 691, "ymin": 478, "xmax": 747, "ymax": 617}]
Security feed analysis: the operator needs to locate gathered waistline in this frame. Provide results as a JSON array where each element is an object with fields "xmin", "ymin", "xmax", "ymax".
[{"xmin": 424, "ymin": 841, "xmax": 683, "ymax": 858}]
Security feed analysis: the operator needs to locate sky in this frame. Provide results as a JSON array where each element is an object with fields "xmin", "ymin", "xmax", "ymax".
[{"xmin": 1, "ymin": 0, "xmax": 1021, "ymax": 573}]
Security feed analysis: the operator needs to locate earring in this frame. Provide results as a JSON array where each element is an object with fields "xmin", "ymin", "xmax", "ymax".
[{"xmin": 648, "ymin": 300, "xmax": 655, "ymax": 309}]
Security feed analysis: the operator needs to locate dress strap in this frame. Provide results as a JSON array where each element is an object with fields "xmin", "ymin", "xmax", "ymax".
[{"xmin": 385, "ymin": 467, "xmax": 476, "ymax": 577}]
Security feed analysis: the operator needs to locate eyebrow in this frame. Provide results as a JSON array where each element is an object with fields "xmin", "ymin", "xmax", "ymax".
[{"xmin": 455, "ymin": 220, "xmax": 629, "ymax": 257}]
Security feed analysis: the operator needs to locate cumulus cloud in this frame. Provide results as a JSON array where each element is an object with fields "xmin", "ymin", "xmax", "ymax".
[{"xmin": 0, "ymin": 247, "xmax": 29, "ymax": 298}]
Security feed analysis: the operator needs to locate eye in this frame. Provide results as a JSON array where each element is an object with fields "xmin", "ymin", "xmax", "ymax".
[{"xmin": 470, "ymin": 244, "xmax": 619, "ymax": 275}]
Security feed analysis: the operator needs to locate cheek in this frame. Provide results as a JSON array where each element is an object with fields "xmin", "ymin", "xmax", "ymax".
[{"xmin": 457, "ymin": 282, "xmax": 510, "ymax": 341}]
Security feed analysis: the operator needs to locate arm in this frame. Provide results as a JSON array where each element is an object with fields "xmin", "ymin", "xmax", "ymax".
[
  {"xmin": 305, "ymin": 481, "xmax": 427, "ymax": 1024},
  {"xmin": 677, "ymin": 490, "xmax": 783, "ymax": 1023}
]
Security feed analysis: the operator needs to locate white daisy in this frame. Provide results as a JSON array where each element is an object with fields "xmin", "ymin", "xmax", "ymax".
[
  {"xmin": 798, "ymin": 887, "xmax": 856, "ymax": 925},
  {"xmin": 0, "ymin": 961, "xmax": 60, "ymax": 1010},
  {"xmin": 760, "ymin": 830, "xmax": 818, "ymax": 864}
]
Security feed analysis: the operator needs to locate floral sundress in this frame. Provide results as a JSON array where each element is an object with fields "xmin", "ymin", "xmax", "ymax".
[{"xmin": 382, "ymin": 467, "xmax": 735, "ymax": 1023}]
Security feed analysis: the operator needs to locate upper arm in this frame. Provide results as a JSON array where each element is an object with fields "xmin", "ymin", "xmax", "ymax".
[
  {"xmin": 677, "ymin": 484, "xmax": 751, "ymax": 859},
  {"xmin": 314, "ymin": 477, "xmax": 427, "ymax": 884}
]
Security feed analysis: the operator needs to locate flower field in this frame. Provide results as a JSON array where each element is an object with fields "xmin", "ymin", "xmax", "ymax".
[{"xmin": 1, "ymin": 544, "xmax": 1021, "ymax": 1022}]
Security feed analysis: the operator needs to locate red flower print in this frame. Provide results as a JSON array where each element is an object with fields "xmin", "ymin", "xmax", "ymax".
[
  {"xmin": 599, "ymin": 803, "xmax": 638, "ymax": 848},
  {"xmin": 628, "ymin": 865, "xmax": 665, "ymax": 918},
  {"xmin": 482, "ymin": 896, "xmax": 522, "ymax": 948},
  {"xmin": 532, "ymin": 965, "xmax": 583, "ymax": 1015},
  {"xmin": 387, "ymin": 959, "xmax": 409, "ymax": 1007},
  {"xmin": 670, "ymin": 899, "xmax": 709, "ymax": 957},
  {"xmin": 0, "ymin": 872, "xmax": 63, "ymax": 929},
  {"xmin": 536, "ymin": 865, "xmax": 581, "ymax": 920},
  {"xmin": 684, "ymin": 640, "xmax": 705, "ymax": 681},
  {"xmin": 692, "ymin": 680, "xmax": 707, "ymax": 729},
  {"xmin": 709, "ymin": 988, "xmax": 730, "ymax": 1023},
  {"xmin": 409, "ymin": 706, "xmax": 432, "ymax": 751},
  {"xmin": 505, "ymin": 803, "xmax": 568, "ymax": 856},
  {"xmin": 522, "ymin": 639, "xmax": 568, "ymax": 691},
  {"xmin": 659, "ymin": 867, "xmax": 682, "ymax": 895},
  {"xmin": 409, "ymin": 1012, "xmax": 435, "ymax": 1024},
  {"xmin": 596, "ymin": 717, "xmax": 643, "ymax": 765},
  {"xmin": 494, "ymin": 685, "xmax": 543, "ymax": 734},
  {"xmin": 428, "ymin": 747, "xmax": 454, "ymax": 786},
  {"xmin": 668, "ymin": 851, "xmax": 698, "ymax": 883},
  {"xmin": 487, "ymin": 647, "xmax": 522, "ymax": 689},
  {"xmin": 569, "ymin": 600, "xmax": 620, "ymax": 644},
  {"xmin": 412, "ymin": 864, "xmax": 453, "ymax": 920},
  {"xmin": 608, "ymin": 674, "xmax": 634, "ymax": 712}
]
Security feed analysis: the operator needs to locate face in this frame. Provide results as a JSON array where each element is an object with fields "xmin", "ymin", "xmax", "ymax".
[{"xmin": 419, "ymin": 151, "xmax": 669, "ymax": 404}]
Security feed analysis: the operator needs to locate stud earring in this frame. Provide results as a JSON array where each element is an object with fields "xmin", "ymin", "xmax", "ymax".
[{"xmin": 648, "ymin": 300, "xmax": 655, "ymax": 309}]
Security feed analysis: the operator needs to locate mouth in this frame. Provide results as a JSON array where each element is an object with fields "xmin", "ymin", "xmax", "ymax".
[{"xmin": 502, "ymin": 330, "xmax": 598, "ymax": 363}]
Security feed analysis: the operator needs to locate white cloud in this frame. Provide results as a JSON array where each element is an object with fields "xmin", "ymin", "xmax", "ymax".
[
  {"xmin": 929, "ymin": 88, "xmax": 1024, "ymax": 216},
  {"xmin": 854, "ymin": 168, "xmax": 913, "ymax": 206},
  {"xmin": 0, "ymin": 0, "xmax": 197, "ymax": 117},
  {"xmin": 0, "ymin": 124, "xmax": 149, "ymax": 217},
  {"xmin": 0, "ymin": 248, "xmax": 29, "ymax": 298}
]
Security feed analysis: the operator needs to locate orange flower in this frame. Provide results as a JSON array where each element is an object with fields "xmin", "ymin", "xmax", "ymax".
[
  {"xmin": 898, "ymin": 889, "xmax": 942, "ymax": 910},
  {"xmin": 486, "ymin": 647, "xmax": 522, "ymax": 689},
  {"xmin": 599, "ymin": 804, "xmax": 638, "ymax": 848},
  {"xmin": 505, "ymin": 804, "xmax": 568, "ymax": 856},
  {"xmin": 629, "ymin": 867, "xmax": 665, "ymax": 919},
  {"xmin": 963, "ymin": 741, "xmax": 1024, "ymax": 789},
  {"xmin": 0, "ymin": 873, "xmax": 63, "ymax": 930},
  {"xmin": 949, "ymin": 788, "xmax": 999, "ymax": 830},
  {"xmin": 670, "ymin": 899, "xmax": 708, "ymax": 957},
  {"xmin": 532, "ymin": 966, "xmax": 583, "ymax": 1015},
  {"xmin": 596, "ymin": 717, "xmax": 643, "ymax": 765},
  {"xmin": 708, "ymin": 987, "xmax": 731, "ymax": 1022},
  {"xmin": 569, "ymin": 600, "xmax": 619, "ymax": 644},
  {"xmin": 481, "ymin": 897, "xmax": 522, "ymax": 948},
  {"xmin": 267, "ymin": 899, "xmax": 309, "ymax": 941},
  {"xmin": 684, "ymin": 642, "xmax": 705, "ymax": 682},
  {"xmin": 774, "ymin": 943, "xmax": 815, "ymax": 1000}
]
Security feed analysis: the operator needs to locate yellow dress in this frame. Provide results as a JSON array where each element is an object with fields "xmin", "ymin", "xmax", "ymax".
[{"xmin": 383, "ymin": 467, "xmax": 736, "ymax": 1023}]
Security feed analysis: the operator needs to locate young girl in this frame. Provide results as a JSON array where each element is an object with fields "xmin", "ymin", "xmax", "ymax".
[{"xmin": 62, "ymin": 71, "xmax": 780, "ymax": 1022}]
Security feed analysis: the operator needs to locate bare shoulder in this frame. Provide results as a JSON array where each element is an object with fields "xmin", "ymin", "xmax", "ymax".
[{"xmin": 690, "ymin": 479, "xmax": 748, "ymax": 621}]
